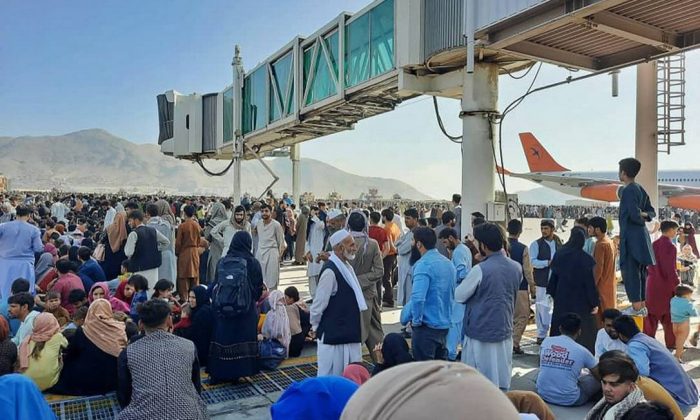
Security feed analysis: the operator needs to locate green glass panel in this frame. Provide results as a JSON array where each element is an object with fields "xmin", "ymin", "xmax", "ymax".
[
  {"xmin": 242, "ymin": 66, "xmax": 267, "ymax": 134},
  {"xmin": 242, "ymin": 76, "xmax": 252, "ymax": 134},
  {"xmin": 223, "ymin": 87, "xmax": 234, "ymax": 143},
  {"xmin": 305, "ymin": 41, "xmax": 336, "ymax": 106},
  {"xmin": 370, "ymin": 0, "xmax": 394, "ymax": 78},
  {"xmin": 270, "ymin": 52, "xmax": 292, "ymax": 122},
  {"xmin": 345, "ymin": 13, "xmax": 369, "ymax": 88},
  {"xmin": 303, "ymin": 46, "xmax": 314, "ymax": 95},
  {"xmin": 286, "ymin": 78, "xmax": 295, "ymax": 115},
  {"xmin": 324, "ymin": 31, "xmax": 339, "ymax": 80}
]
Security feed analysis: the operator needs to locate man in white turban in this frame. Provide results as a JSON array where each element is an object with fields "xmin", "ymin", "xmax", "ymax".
[{"xmin": 310, "ymin": 229, "xmax": 368, "ymax": 376}]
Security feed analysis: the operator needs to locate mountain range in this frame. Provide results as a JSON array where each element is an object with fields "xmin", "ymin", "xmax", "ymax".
[{"xmin": 0, "ymin": 129, "xmax": 432, "ymax": 200}]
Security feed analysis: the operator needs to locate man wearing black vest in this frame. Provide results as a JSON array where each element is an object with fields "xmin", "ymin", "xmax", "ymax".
[
  {"xmin": 507, "ymin": 220, "xmax": 535, "ymax": 355},
  {"xmin": 529, "ymin": 219, "xmax": 562, "ymax": 345},
  {"xmin": 125, "ymin": 210, "xmax": 170, "ymax": 297},
  {"xmin": 310, "ymin": 229, "xmax": 367, "ymax": 376}
]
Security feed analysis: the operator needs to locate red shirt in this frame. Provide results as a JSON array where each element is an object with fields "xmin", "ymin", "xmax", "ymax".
[
  {"xmin": 368, "ymin": 225, "xmax": 388, "ymax": 250},
  {"xmin": 646, "ymin": 235, "xmax": 679, "ymax": 315},
  {"xmin": 50, "ymin": 272, "xmax": 84, "ymax": 315}
]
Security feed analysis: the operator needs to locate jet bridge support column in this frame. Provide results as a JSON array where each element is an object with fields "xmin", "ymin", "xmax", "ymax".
[
  {"xmin": 460, "ymin": 63, "xmax": 499, "ymax": 236},
  {"xmin": 635, "ymin": 62, "xmax": 659, "ymax": 212},
  {"xmin": 291, "ymin": 143, "xmax": 301, "ymax": 206}
]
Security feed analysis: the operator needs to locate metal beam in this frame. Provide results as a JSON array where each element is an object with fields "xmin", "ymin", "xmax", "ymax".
[
  {"xmin": 598, "ymin": 44, "xmax": 663, "ymax": 69},
  {"xmin": 482, "ymin": 0, "xmax": 628, "ymax": 50},
  {"xmin": 507, "ymin": 41, "xmax": 599, "ymax": 70},
  {"xmin": 585, "ymin": 11, "xmax": 680, "ymax": 51}
]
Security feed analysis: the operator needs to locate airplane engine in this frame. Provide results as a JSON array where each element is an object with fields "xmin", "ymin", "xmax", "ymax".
[{"xmin": 580, "ymin": 184, "xmax": 622, "ymax": 202}]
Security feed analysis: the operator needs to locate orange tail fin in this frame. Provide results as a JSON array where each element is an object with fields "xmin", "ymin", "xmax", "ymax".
[{"xmin": 518, "ymin": 132, "xmax": 569, "ymax": 173}]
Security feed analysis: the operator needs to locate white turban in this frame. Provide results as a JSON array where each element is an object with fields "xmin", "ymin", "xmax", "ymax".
[{"xmin": 329, "ymin": 229, "xmax": 351, "ymax": 247}]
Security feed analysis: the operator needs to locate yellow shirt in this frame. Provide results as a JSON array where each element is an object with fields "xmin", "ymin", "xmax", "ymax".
[
  {"xmin": 24, "ymin": 333, "xmax": 68, "ymax": 391},
  {"xmin": 637, "ymin": 376, "xmax": 684, "ymax": 420}
]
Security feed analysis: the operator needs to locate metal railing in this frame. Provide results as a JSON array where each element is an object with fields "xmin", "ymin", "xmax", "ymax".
[{"xmin": 657, "ymin": 53, "xmax": 686, "ymax": 154}]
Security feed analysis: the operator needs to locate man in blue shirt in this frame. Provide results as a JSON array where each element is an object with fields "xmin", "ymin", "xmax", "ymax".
[
  {"xmin": 438, "ymin": 227, "xmax": 471, "ymax": 361},
  {"xmin": 77, "ymin": 246, "xmax": 106, "ymax": 291},
  {"xmin": 400, "ymin": 227, "xmax": 454, "ymax": 361},
  {"xmin": 530, "ymin": 219, "xmax": 562, "ymax": 344},
  {"xmin": 537, "ymin": 313, "xmax": 600, "ymax": 406},
  {"xmin": 614, "ymin": 315, "xmax": 698, "ymax": 414}
]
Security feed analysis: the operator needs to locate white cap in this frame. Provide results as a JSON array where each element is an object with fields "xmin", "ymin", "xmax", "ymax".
[
  {"xmin": 329, "ymin": 229, "xmax": 351, "ymax": 247},
  {"xmin": 327, "ymin": 208, "xmax": 344, "ymax": 220}
]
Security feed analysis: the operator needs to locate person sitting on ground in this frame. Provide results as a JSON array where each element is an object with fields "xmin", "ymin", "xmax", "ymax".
[
  {"xmin": 77, "ymin": 246, "xmax": 106, "ymax": 291},
  {"xmin": 341, "ymin": 361, "xmax": 520, "ymax": 419},
  {"xmin": 89, "ymin": 282, "xmax": 130, "ymax": 313},
  {"xmin": 537, "ymin": 313, "xmax": 600, "ymax": 407},
  {"xmin": 114, "ymin": 273, "xmax": 135, "ymax": 308},
  {"xmin": 116, "ymin": 299, "xmax": 207, "ymax": 420},
  {"xmin": 585, "ymin": 350, "xmax": 645, "ymax": 419},
  {"xmin": 270, "ymin": 376, "xmax": 359, "ymax": 420},
  {"xmin": 261, "ymin": 290, "xmax": 291, "ymax": 355},
  {"xmin": 67, "ymin": 288, "xmax": 88, "ymax": 313},
  {"xmin": 127, "ymin": 274, "xmax": 149, "ymax": 324},
  {"xmin": 594, "ymin": 308, "xmax": 627, "ymax": 359},
  {"xmin": 342, "ymin": 363, "xmax": 371, "ymax": 386},
  {"xmin": 151, "ymin": 278, "xmax": 181, "ymax": 319},
  {"xmin": 1, "ymin": 278, "xmax": 30, "ymax": 338},
  {"xmin": 18, "ymin": 312, "xmax": 67, "ymax": 391},
  {"xmin": 8, "ymin": 292, "xmax": 39, "ymax": 346},
  {"xmin": 284, "ymin": 286, "xmax": 311, "ymax": 357},
  {"xmin": 0, "ymin": 317, "xmax": 17, "ymax": 376},
  {"xmin": 49, "ymin": 259, "xmax": 84, "ymax": 315},
  {"xmin": 613, "ymin": 315, "xmax": 699, "ymax": 415},
  {"xmin": 0, "ymin": 374, "xmax": 56, "ymax": 419},
  {"xmin": 41, "ymin": 291, "xmax": 70, "ymax": 327},
  {"xmin": 62, "ymin": 306, "xmax": 88, "ymax": 338},
  {"xmin": 370, "ymin": 332, "xmax": 413, "ymax": 376},
  {"xmin": 505, "ymin": 391, "xmax": 556, "ymax": 420},
  {"xmin": 51, "ymin": 298, "xmax": 127, "ymax": 396},
  {"xmin": 620, "ymin": 401, "xmax": 675, "ymax": 420},
  {"xmin": 173, "ymin": 285, "xmax": 214, "ymax": 367}
]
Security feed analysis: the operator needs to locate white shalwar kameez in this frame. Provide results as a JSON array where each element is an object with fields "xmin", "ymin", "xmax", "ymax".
[
  {"xmin": 455, "ymin": 264, "xmax": 513, "ymax": 390},
  {"xmin": 254, "ymin": 219, "xmax": 285, "ymax": 290},
  {"xmin": 395, "ymin": 229, "xmax": 414, "ymax": 306},
  {"xmin": 305, "ymin": 216, "xmax": 325, "ymax": 298}
]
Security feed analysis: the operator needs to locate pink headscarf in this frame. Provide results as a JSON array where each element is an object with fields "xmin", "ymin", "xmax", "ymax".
[
  {"xmin": 343, "ymin": 364, "xmax": 370, "ymax": 386},
  {"xmin": 89, "ymin": 282, "xmax": 130, "ymax": 313},
  {"xmin": 44, "ymin": 243, "xmax": 58, "ymax": 259},
  {"xmin": 18, "ymin": 313, "xmax": 60, "ymax": 370}
]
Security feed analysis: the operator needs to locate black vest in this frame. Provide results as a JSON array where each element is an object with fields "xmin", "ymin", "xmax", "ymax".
[
  {"xmin": 129, "ymin": 225, "xmax": 162, "ymax": 272},
  {"xmin": 316, "ymin": 260, "xmax": 362, "ymax": 345},
  {"xmin": 533, "ymin": 237, "xmax": 558, "ymax": 287},
  {"xmin": 508, "ymin": 238, "xmax": 528, "ymax": 290}
]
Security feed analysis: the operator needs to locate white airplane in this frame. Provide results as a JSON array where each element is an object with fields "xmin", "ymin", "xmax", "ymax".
[{"xmin": 500, "ymin": 133, "xmax": 700, "ymax": 211}]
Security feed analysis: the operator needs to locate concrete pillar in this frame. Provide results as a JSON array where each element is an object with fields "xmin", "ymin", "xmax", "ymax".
[
  {"xmin": 635, "ymin": 62, "xmax": 659, "ymax": 211},
  {"xmin": 291, "ymin": 143, "xmax": 301, "ymax": 206},
  {"xmin": 460, "ymin": 63, "xmax": 499, "ymax": 236}
]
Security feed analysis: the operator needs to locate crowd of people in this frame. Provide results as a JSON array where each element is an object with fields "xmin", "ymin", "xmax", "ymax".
[{"xmin": 0, "ymin": 158, "xmax": 698, "ymax": 420}]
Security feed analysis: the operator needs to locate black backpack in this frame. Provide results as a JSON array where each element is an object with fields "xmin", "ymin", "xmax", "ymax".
[{"xmin": 212, "ymin": 256, "xmax": 251, "ymax": 318}]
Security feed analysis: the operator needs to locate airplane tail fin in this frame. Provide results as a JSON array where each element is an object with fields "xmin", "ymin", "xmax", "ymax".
[{"xmin": 518, "ymin": 132, "xmax": 569, "ymax": 173}]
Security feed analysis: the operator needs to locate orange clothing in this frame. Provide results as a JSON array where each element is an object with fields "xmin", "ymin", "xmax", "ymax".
[
  {"xmin": 384, "ymin": 222, "xmax": 401, "ymax": 256},
  {"xmin": 593, "ymin": 235, "xmax": 616, "ymax": 325},
  {"xmin": 175, "ymin": 219, "xmax": 201, "ymax": 278}
]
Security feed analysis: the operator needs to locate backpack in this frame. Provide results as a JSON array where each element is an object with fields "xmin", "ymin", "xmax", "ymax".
[{"xmin": 212, "ymin": 256, "xmax": 251, "ymax": 318}]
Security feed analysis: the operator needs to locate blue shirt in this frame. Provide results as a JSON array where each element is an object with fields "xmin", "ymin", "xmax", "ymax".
[
  {"xmin": 537, "ymin": 335, "xmax": 596, "ymax": 406},
  {"xmin": 0, "ymin": 302, "xmax": 20, "ymax": 337},
  {"xmin": 670, "ymin": 296, "xmax": 697, "ymax": 323},
  {"xmin": 130, "ymin": 291, "xmax": 148, "ymax": 324},
  {"xmin": 451, "ymin": 243, "xmax": 471, "ymax": 284},
  {"xmin": 400, "ymin": 249, "xmax": 455, "ymax": 330}
]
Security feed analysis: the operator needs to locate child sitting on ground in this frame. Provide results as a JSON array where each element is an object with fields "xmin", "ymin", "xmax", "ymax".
[
  {"xmin": 678, "ymin": 244, "xmax": 697, "ymax": 286},
  {"xmin": 42, "ymin": 291, "xmax": 70, "ymax": 327},
  {"xmin": 671, "ymin": 284, "xmax": 697, "ymax": 362},
  {"xmin": 67, "ymin": 289, "xmax": 88, "ymax": 312},
  {"xmin": 151, "ymin": 279, "xmax": 181, "ymax": 321},
  {"xmin": 127, "ymin": 274, "xmax": 149, "ymax": 324},
  {"xmin": 62, "ymin": 306, "xmax": 88, "ymax": 338},
  {"xmin": 284, "ymin": 286, "xmax": 311, "ymax": 357}
]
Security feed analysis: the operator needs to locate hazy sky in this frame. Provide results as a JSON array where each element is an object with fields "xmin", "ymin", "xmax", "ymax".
[{"xmin": 2, "ymin": 0, "xmax": 699, "ymax": 199}]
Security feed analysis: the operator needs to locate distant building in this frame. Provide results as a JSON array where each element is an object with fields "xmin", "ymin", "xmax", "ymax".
[
  {"xmin": 300, "ymin": 192, "xmax": 315, "ymax": 205},
  {"xmin": 328, "ymin": 191, "xmax": 342, "ymax": 201}
]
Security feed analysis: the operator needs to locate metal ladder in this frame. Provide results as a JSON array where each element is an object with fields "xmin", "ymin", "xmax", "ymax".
[{"xmin": 657, "ymin": 53, "xmax": 686, "ymax": 154}]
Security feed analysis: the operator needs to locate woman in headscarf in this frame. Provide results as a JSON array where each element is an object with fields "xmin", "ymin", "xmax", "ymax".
[
  {"xmin": 209, "ymin": 204, "xmax": 251, "ymax": 281},
  {"xmin": 89, "ymin": 282, "xmax": 131, "ymax": 313},
  {"xmin": 0, "ymin": 374, "xmax": 56, "ymax": 420},
  {"xmin": 205, "ymin": 202, "xmax": 234, "ymax": 284},
  {"xmin": 294, "ymin": 206, "xmax": 309, "ymax": 265},
  {"xmin": 208, "ymin": 231, "xmax": 264, "ymax": 384},
  {"xmin": 261, "ymin": 290, "xmax": 291, "ymax": 353},
  {"xmin": 34, "ymin": 252, "xmax": 54, "ymax": 283},
  {"xmin": 371, "ymin": 332, "xmax": 413, "ymax": 376},
  {"xmin": 51, "ymin": 299, "xmax": 127, "ymax": 395},
  {"xmin": 147, "ymin": 200, "xmax": 176, "ymax": 284},
  {"xmin": 44, "ymin": 242, "xmax": 58, "ymax": 261},
  {"xmin": 271, "ymin": 376, "xmax": 359, "ymax": 420},
  {"xmin": 342, "ymin": 364, "xmax": 370, "ymax": 386},
  {"xmin": 174, "ymin": 285, "xmax": 214, "ymax": 367},
  {"xmin": 547, "ymin": 226, "xmax": 600, "ymax": 352},
  {"xmin": 19, "ymin": 312, "xmax": 67, "ymax": 391},
  {"xmin": 114, "ymin": 280, "xmax": 136, "ymax": 307},
  {"xmin": 100, "ymin": 211, "xmax": 128, "ymax": 280},
  {"xmin": 341, "ymin": 361, "xmax": 520, "ymax": 420}
]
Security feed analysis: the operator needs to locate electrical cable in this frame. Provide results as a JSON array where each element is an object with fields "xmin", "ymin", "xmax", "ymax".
[
  {"xmin": 432, "ymin": 96, "xmax": 462, "ymax": 143},
  {"xmin": 195, "ymin": 155, "xmax": 236, "ymax": 176},
  {"xmin": 501, "ymin": 63, "xmax": 536, "ymax": 80}
]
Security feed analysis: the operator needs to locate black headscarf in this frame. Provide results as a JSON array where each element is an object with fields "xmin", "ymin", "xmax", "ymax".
[
  {"xmin": 190, "ymin": 285, "xmax": 210, "ymax": 315},
  {"xmin": 372, "ymin": 333, "xmax": 413, "ymax": 376},
  {"xmin": 227, "ymin": 231, "xmax": 254, "ymax": 261}
]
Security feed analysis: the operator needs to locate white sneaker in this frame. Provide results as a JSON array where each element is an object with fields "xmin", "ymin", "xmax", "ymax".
[{"xmin": 622, "ymin": 306, "xmax": 648, "ymax": 317}]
